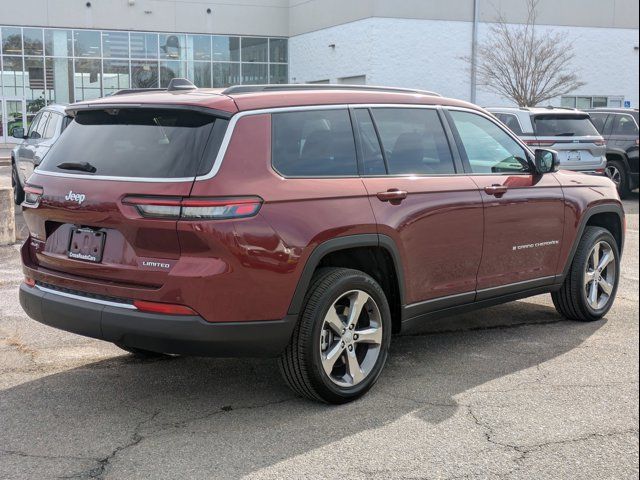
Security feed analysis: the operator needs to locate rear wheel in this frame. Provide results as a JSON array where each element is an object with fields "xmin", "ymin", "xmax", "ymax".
[
  {"xmin": 279, "ymin": 268, "xmax": 392, "ymax": 404},
  {"xmin": 605, "ymin": 159, "xmax": 631, "ymax": 198},
  {"xmin": 11, "ymin": 163, "xmax": 25, "ymax": 206},
  {"xmin": 552, "ymin": 227, "xmax": 620, "ymax": 322},
  {"xmin": 114, "ymin": 343, "xmax": 168, "ymax": 359}
]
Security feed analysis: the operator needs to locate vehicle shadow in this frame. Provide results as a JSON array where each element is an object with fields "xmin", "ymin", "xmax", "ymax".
[{"xmin": 0, "ymin": 299, "xmax": 605, "ymax": 478}]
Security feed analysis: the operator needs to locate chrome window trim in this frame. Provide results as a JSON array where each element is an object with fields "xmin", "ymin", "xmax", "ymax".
[
  {"xmin": 33, "ymin": 102, "xmax": 486, "ymax": 183},
  {"xmin": 35, "ymin": 284, "xmax": 137, "ymax": 310}
]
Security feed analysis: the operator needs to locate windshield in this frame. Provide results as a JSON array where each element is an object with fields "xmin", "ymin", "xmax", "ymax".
[
  {"xmin": 39, "ymin": 108, "xmax": 228, "ymax": 178},
  {"xmin": 533, "ymin": 114, "xmax": 600, "ymax": 137}
]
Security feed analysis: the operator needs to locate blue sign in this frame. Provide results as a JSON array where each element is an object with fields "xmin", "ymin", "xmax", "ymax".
[{"xmin": 624, "ymin": 100, "xmax": 631, "ymax": 108}]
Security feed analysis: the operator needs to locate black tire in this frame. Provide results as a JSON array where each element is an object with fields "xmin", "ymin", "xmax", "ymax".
[
  {"xmin": 552, "ymin": 226, "xmax": 620, "ymax": 322},
  {"xmin": 605, "ymin": 159, "xmax": 631, "ymax": 199},
  {"xmin": 278, "ymin": 268, "xmax": 392, "ymax": 404},
  {"xmin": 114, "ymin": 343, "xmax": 168, "ymax": 358},
  {"xmin": 11, "ymin": 163, "xmax": 25, "ymax": 206}
]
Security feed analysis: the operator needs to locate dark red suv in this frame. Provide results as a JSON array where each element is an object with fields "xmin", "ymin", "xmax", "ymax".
[{"xmin": 19, "ymin": 83, "xmax": 625, "ymax": 403}]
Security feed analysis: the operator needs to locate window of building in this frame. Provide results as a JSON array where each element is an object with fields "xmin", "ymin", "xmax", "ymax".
[
  {"xmin": 130, "ymin": 33, "xmax": 158, "ymax": 59},
  {"xmin": 23, "ymin": 28, "xmax": 44, "ymax": 56},
  {"xmin": 272, "ymin": 109, "xmax": 358, "ymax": 177},
  {"xmin": 241, "ymin": 37, "xmax": 268, "ymax": 63},
  {"xmin": 2, "ymin": 27, "xmax": 22, "ymax": 55},
  {"xmin": 371, "ymin": 108, "xmax": 455, "ymax": 175},
  {"xmin": 213, "ymin": 36, "xmax": 240, "ymax": 62},
  {"xmin": 561, "ymin": 95, "xmax": 625, "ymax": 109},
  {"xmin": 102, "ymin": 31, "xmax": 129, "ymax": 59},
  {"xmin": 73, "ymin": 30, "xmax": 101, "ymax": 57}
]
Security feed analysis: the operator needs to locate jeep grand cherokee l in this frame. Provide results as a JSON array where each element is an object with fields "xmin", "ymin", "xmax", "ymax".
[{"xmin": 19, "ymin": 82, "xmax": 625, "ymax": 404}]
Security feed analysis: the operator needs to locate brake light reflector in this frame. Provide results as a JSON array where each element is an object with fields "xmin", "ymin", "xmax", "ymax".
[
  {"xmin": 23, "ymin": 185, "xmax": 43, "ymax": 208},
  {"xmin": 122, "ymin": 196, "xmax": 263, "ymax": 220},
  {"xmin": 133, "ymin": 300, "xmax": 198, "ymax": 316},
  {"xmin": 24, "ymin": 277, "xmax": 36, "ymax": 288}
]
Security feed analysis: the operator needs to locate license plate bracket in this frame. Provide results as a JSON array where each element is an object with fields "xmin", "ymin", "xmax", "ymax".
[{"xmin": 67, "ymin": 228, "xmax": 106, "ymax": 263}]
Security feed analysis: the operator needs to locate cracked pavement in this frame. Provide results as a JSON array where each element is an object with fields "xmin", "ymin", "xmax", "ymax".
[{"xmin": 0, "ymin": 194, "xmax": 638, "ymax": 480}]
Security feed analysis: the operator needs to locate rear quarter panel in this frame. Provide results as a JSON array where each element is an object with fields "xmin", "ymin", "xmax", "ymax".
[{"xmin": 185, "ymin": 114, "xmax": 377, "ymax": 322}]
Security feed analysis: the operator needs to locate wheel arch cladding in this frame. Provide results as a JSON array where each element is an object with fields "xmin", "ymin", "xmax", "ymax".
[
  {"xmin": 562, "ymin": 204, "xmax": 625, "ymax": 279},
  {"xmin": 288, "ymin": 234, "xmax": 405, "ymax": 333}
]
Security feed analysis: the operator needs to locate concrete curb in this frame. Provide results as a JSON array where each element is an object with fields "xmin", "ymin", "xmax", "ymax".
[{"xmin": 0, "ymin": 186, "xmax": 16, "ymax": 245}]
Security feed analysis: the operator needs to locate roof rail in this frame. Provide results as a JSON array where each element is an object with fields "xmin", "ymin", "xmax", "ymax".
[
  {"xmin": 110, "ymin": 88, "xmax": 164, "ymax": 96},
  {"xmin": 221, "ymin": 84, "xmax": 442, "ymax": 97}
]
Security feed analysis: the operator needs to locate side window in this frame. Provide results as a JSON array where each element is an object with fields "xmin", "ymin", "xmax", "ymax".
[
  {"xmin": 449, "ymin": 110, "xmax": 530, "ymax": 174},
  {"xmin": 612, "ymin": 114, "xmax": 639, "ymax": 136},
  {"xmin": 272, "ymin": 109, "xmax": 357, "ymax": 177},
  {"xmin": 27, "ymin": 112, "xmax": 43, "ymax": 139},
  {"xmin": 496, "ymin": 113, "xmax": 524, "ymax": 135},
  {"xmin": 44, "ymin": 113, "xmax": 61, "ymax": 139},
  {"xmin": 354, "ymin": 109, "xmax": 386, "ymax": 175},
  {"xmin": 370, "ymin": 108, "xmax": 455, "ymax": 175},
  {"xmin": 589, "ymin": 113, "xmax": 608, "ymax": 134},
  {"xmin": 34, "ymin": 111, "xmax": 50, "ymax": 139}
]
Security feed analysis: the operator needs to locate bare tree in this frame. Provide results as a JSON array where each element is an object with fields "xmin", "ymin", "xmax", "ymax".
[{"xmin": 471, "ymin": 0, "xmax": 584, "ymax": 106}]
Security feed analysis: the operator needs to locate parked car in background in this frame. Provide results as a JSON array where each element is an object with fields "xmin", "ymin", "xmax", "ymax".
[
  {"xmin": 18, "ymin": 82, "xmax": 625, "ymax": 403},
  {"xmin": 487, "ymin": 106, "xmax": 606, "ymax": 174},
  {"xmin": 585, "ymin": 108, "xmax": 639, "ymax": 198},
  {"xmin": 11, "ymin": 105, "xmax": 71, "ymax": 205}
]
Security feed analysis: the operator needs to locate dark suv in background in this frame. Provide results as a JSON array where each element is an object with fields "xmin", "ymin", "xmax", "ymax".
[
  {"xmin": 586, "ymin": 108, "xmax": 639, "ymax": 198},
  {"xmin": 18, "ymin": 83, "xmax": 625, "ymax": 403}
]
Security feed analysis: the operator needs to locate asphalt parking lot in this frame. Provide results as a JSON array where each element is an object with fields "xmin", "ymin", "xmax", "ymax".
[{"xmin": 0, "ymin": 182, "xmax": 638, "ymax": 479}]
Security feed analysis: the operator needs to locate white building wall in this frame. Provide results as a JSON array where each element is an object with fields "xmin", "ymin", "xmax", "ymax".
[{"xmin": 290, "ymin": 17, "xmax": 640, "ymax": 108}]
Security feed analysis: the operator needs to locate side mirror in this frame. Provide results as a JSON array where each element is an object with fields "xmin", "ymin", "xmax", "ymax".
[
  {"xmin": 12, "ymin": 127, "xmax": 25, "ymax": 139},
  {"xmin": 534, "ymin": 149, "xmax": 559, "ymax": 174}
]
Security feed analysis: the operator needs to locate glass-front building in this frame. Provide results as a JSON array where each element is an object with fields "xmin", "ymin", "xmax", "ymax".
[{"xmin": 0, "ymin": 25, "xmax": 288, "ymax": 141}]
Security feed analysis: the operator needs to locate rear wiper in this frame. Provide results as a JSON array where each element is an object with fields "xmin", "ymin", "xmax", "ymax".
[
  {"xmin": 555, "ymin": 132, "xmax": 575, "ymax": 136},
  {"xmin": 57, "ymin": 161, "xmax": 97, "ymax": 173}
]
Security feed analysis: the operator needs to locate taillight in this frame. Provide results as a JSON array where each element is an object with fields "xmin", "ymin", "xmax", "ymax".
[
  {"xmin": 133, "ymin": 300, "xmax": 197, "ymax": 316},
  {"xmin": 23, "ymin": 185, "xmax": 43, "ymax": 208},
  {"xmin": 122, "ymin": 196, "xmax": 263, "ymax": 220},
  {"xmin": 524, "ymin": 140, "xmax": 556, "ymax": 147}
]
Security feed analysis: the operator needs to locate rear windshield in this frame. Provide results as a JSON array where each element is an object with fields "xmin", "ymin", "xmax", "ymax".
[
  {"xmin": 533, "ymin": 114, "xmax": 599, "ymax": 137},
  {"xmin": 39, "ymin": 108, "xmax": 228, "ymax": 178}
]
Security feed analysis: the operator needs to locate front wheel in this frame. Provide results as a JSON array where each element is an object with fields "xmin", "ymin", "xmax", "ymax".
[
  {"xmin": 279, "ymin": 268, "xmax": 392, "ymax": 404},
  {"xmin": 552, "ymin": 227, "xmax": 620, "ymax": 322}
]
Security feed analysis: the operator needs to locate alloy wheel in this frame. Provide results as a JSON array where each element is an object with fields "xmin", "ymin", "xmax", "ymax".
[
  {"xmin": 584, "ymin": 241, "xmax": 616, "ymax": 310},
  {"xmin": 319, "ymin": 290, "xmax": 383, "ymax": 387},
  {"xmin": 605, "ymin": 164, "xmax": 621, "ymax": 186}
]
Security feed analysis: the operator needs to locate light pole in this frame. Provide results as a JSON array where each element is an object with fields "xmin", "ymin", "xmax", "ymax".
[{"xmin": 470, "ymin": 0, "xmax": 479, "ymax": 104}]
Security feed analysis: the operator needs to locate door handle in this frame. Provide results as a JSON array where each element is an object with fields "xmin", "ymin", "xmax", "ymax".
[
  {"xmin": 376, "ymin": 189, "xmax": 408, "ymax": 203},
  {"xmin": 484, "ymin": 185, "xmax": 508, "ymax": 197}
]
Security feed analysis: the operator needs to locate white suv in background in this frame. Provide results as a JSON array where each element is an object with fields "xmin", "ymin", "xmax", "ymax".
[{"xmin": 486, "ymin": 106, "xmax": 606, "ymax": 174}]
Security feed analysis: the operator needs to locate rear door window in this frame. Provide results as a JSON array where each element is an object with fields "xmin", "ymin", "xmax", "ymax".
[
  {"xmin": 611, "ymin": 114, "xmax": 639, "ymax": 136},
  {"xmin": 370, "ymin": 107, "xmax": 455, "ymax": 175},
  {"xmin": 271, "ymin": 109, "xmax": 357, "ymax": 177},
  {"xmin": 39, "ymin": 108, "xmax": 227, "ymax": 178},
  {"xmin": 533, "ymin": 114, "xmax": 600, "ymax": 137}
]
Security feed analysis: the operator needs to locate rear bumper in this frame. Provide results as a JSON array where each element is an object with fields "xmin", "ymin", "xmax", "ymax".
[{"xmin": 19, "ymin": 283, "xmax": 296, "ymax": 357}]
